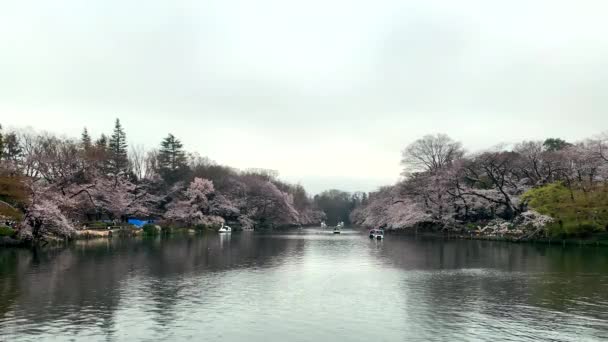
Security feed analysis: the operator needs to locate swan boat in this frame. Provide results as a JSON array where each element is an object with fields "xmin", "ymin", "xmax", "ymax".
[{"xmin": 218, "ymin": 223, "xmax": 232, "ymax": 233}]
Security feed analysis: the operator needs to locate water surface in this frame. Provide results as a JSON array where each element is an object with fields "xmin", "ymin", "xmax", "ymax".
[{"xmin": 1, "ymin": 228, "xmax": 607, "ymax": 341}]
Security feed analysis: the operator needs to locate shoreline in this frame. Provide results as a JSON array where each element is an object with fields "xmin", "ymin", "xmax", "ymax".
[
  {"xmin": 384, "ymin": 229, "xmax": 608, "ymax": 246},
  {"xmin": 3, "ymin": 226, "xmax": 608, "ymax": 248}
]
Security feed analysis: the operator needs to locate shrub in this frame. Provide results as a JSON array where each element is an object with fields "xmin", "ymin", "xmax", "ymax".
[
  {"xmin": 465, "ymin": 223, "xmax": 477, "ymax": 231},
  {"xmin": 0, "ymin": 226, "xmax": 16, "ymax": 237},
  {"xmin": 522, "ymin": 183, "xmax": 608, "ymax": 238},
  {"xmin": 194, "ymin": 224, "xmax": 207, "ymax": 231},
  {"xmin": 87, "ymin": 221, "xmax": 111, "ymax": 229},
  {"xmin": 142, "ymin": 224, "xmax": 160, "ymax": 235}
]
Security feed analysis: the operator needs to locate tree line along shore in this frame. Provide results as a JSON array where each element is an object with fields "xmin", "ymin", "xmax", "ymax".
[
  {"xmin": 0, "ymin": 119, "xmax": 332, "ymax": 244},
  {"xmin": 1, "ymin": 121, "xmax": 607, "ymax": 246},
  {"xmin": 350, "ymin": 133, "xmax": 608, "ymax": 244}
]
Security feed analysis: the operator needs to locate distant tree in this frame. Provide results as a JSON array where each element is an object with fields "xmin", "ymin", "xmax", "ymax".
[
  {"xmin": 0, "ymin": 170, "xmax": 27, "ymax": 220},
  {"xmin": 601, "ymin": 132, "xmax": 608, "ymax": 162},
  {"xmin": 86, "ymin": 173, "xmax": 160, "ymax": 221},
  {"xmin": 29, "ymin": 135, "xmax": 83, "ymax": 184},
  {"xmin": 462, "ymin": 151, "xmax": 522, "ymax": 219},
  {"xmin": 313, "ymin": 189, "xmax": 353, "ymax": 225},
  {"xmin": 81, "ymin": 127, "xmax": 92, "ymax": 151},
  {"xmin": 401, "ymin": 133, "xmax": 464, "ymax": 175},
  {"xmin": 350, "ymin": 191, "xmax": 367, "ymax": 207},
  {"xmin": 514, "ymin": 141, "xmax": 563, "ymax": 185},
  {"xmin": 0, "ymin": 124, "xmax": 4, "ymax": 160},
  {"xmin": 165, "ymin": 177, "xmax": 224, "ymax": 227},
  {"xmin": 144, "ymin": 149, "xmax": 160, "ymax": 180},
  {"xmin": 95, "ymin": 134, "xmax": 108, "ymax": 150},
  {"xmin": 543, "ymin": 138, "xmax": 570, "ymax": 152},
  {"xmin": 588, "ymin": 132, "xmax": 608, "ymax": 163},
  {"xmin": 85, "ymin": 133, "xmax": 109, "ymax": 173},
  {"xmin": 244, "ymin": 168, "xmax": 279, "ymax": 181},
  {"xmin": 350, "ymin": 185, "xmax": 430, "ymax": 229},
  {"xmin": 158, "ymin": 133, "xmax": 188, "ymax": 183},
  {"xmin": 108, "ymin": 119, "xmax": 128, "ymax": 174},
  {"xmin": 190, "ymin": 158, "xmax": 237, "ymax": 192},
  {"xmin": 240, "ymin": 175, "xmax": 300, "ymax": 227},
  {"xmin": 128, "ymin": 144, "xmax": 147, "ymax": 181},
  {"xmin": 290, "ymin": 184, "xmax": 310, "ymax": 210},
  {"xmin": 2, "ymin": 132, "xmax": 22, "ymax": 162}
]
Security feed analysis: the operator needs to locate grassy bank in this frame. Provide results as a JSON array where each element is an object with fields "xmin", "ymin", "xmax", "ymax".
[{"xmin": 522, "ymin": 183, "xmax": 608, "ymax": 238}]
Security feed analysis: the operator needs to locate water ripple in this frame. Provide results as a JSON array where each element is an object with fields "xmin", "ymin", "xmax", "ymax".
[{"xmin": 1, "ymin": 230, "xmax": 607, "ymax": 341}]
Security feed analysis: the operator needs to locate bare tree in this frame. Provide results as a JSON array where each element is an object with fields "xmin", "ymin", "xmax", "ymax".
[
  {"xmin": 129, "ymin": 144, "xmax": 147, "ymax": 181},
  {"xmin": 144, "ymin": 149, "xmax": 160, "ymax": 180},
  {"xmin": 591, "ymin": 132, "xmax": 608, "ymax": 162},
  {"xmin": 401, "ymin": 133, "xmax": 464, "ymax": 175},
  {"xmin": 513, "ymin": 140, "xmax": 566, "ymax": 185},
  {"xmin": 461, "ymin": 151, "xmax": 523, "ymax": 219}
]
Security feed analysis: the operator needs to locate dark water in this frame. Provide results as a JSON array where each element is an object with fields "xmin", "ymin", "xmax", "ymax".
[{"xmin": 1, "ymin": 228, "xmax": 607, "ymax": 341}]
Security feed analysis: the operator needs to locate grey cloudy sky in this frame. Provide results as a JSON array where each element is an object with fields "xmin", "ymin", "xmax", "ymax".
[{"xmin": 1, "ymin": 0, "xmax": 608, "ymax": 194}]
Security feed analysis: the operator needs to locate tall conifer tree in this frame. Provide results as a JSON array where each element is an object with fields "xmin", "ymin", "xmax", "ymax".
[
  {"xmin": 108, "ymin": 119, "xmax": 128, "ymax": 174},
  {"xmin": 81, "ymin": 127, "xmax": 92, "ymax": 151},
  {"xmin": 158, "ymin": 133, "xmax": 188, "ymax": 183}
]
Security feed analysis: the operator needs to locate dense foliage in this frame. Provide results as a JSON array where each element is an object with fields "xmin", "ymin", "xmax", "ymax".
[
  {"xmin": 313, "ymin": 190, "xmax": 366, "ymax": 225},
  {"xmin": 0, "ymin": 121, "xmax": 325, "ymax": 242},
  {"xmin": 522, "ymin": 183, "xmax": 608, "ymax": 237},
  {"xmin": 352, "ymin": 133, "xmax": 608, "ymax": 238}
]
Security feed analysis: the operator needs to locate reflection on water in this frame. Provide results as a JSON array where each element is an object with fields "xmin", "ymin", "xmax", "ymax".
[{"xmin": 1, "ymin": 229, "xmax": 607, "ymax": 341}]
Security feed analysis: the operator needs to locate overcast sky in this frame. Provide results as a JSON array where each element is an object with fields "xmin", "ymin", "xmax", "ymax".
[{"xmin": 1, "ymin": 0, "xmax": 608, "ymax": 194}]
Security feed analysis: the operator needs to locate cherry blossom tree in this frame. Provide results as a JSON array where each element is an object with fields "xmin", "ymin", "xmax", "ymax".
[
  {"xmin": 239, "ymin": 175, "xmax": 300, "ymax": 227},
  {"xmin": 350, "ymin": 185, "xmax": 430, "ymax": 229},
  {"xmin": 19, "ymin": 180, "xmax": 78, "ymax": 241},
  {"xmin": 165, "ymin": 177, "xmax": 224, "ymax": 227}
]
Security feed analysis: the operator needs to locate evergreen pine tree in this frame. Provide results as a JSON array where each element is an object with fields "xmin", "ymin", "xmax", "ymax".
[
  {"xmin": 2, "ymin": 132, "xmax": 21, "ymax": 162},
  {"xmin": 95, "ymin": 134, "xmax": 108, "ymax": 152},
  {"xmin": 158, "ymin": 133, "xmax": 188, "ymax": 182},
  {"xmin": 543, "ymin": 138, "xmax": 570, "ymax": 152},
  {"xmin": 108, "ymin": 119, "xmax": 128, "ymax": 174},
  {"xmin": 94, "ymin": 134, "xmax": 109, "ymax": 172},
  {"xmin": 81, "ymin": 127, "xmax": 92, "ymax": 151}
]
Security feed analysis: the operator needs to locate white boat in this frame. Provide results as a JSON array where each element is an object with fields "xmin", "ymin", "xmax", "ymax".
[
  {"xmin": 320, "ymin": 221, "xmax": 327, "ymax": 228},
  {"xmin": 369, "ymin": 229, "xmax": 384, "ymax": 240},
  {"xmin": 333, "ymin": 227, "xmax": 341, "ymax": 234},
  {"xmin": 218, "ymin": 223, "xmax": 232, "ymax": 233},
  {"xmin": 336, "ymin": 221, "xmax": 345, "ymax": 228}
]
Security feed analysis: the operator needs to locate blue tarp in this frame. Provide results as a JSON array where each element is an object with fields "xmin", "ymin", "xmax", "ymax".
[{"xmin": 128, "ymin": 219, "xmax": 154, "ymax": 228}]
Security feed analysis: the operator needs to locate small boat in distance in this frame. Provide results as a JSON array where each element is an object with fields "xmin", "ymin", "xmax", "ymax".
[
  {"xmin": 218, "ymin": 223, "xmax": 232, "ymax": 233},
  {"xmin": 321, "ymin": 221, "xmax": 327, "ymax": 228},
  {"xmin": 333, "ymin": 221, "xmax": 344, "ymax": 234},
  {"xmin": 369, "ymin": 229, "xmax": 384, "ymax": 240}
]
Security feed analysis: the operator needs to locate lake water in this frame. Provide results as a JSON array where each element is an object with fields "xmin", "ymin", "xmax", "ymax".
[{"xmin": 1, "ymin": 228, "xmax": 607, "ymax": 341}]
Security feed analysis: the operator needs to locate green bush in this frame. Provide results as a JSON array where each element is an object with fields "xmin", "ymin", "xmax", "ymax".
[
  {"xmin": 522, "ymin": 183, "xmax": 608, "ymax": 238},
  {"xmin": 142, "ymin": 224, "xmax": 159, "ymax": 235},
  {"xmin": 87, "ymin": 221, "xmax": 111, "ymax": 229},
  {"xmin": 0, "ymin": 226, "xmax": 16, "ymax": 237},
  {"xmin": 465, "ymin": 223, "xmax": 477, "ymax": 231}
]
